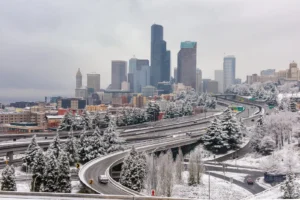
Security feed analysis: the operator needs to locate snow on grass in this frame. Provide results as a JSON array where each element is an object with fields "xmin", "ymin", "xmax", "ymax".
[
  {"xmin": 172, "ymin": 171, "xmax": 252, "ymax": 200},
  {"xmin": 16, "ymin": 181, "xmax": 30, "ymax": 192},
  {"xmin": 209, "ymin": 171, "xmax": 249, "ymax": 183},
  {"xmin": 71, "ymin": 181, "xmax": 82, "ymax": 193}
]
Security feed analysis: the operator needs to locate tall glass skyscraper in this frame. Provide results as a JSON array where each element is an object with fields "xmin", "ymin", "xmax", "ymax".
[
  {"xmin": 177, "ymin": 41, "xmax": 197, "ymax": 89},
  {"xmin": 111, "ymin": 60, "xmax": 127, "ymax": 90},
  {"xmin": 223, "ymin": 55, "xmax": 236, "ymax": 91},
  {"xmin": 129, "ymin": 57, "xmax": 150, "ymax": 93},
  {"xmin": 150, "ymin": 24, "xmax": 171, "ymax": 86}
]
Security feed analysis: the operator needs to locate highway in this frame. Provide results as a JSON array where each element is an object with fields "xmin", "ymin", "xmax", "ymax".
[{"xmin": 80, "ymin": 99, "xmax": 263, "ymax": 196}]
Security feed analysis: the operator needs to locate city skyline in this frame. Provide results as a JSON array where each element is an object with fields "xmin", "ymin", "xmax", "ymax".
[{"xmin": 1, "ymin": 0, "xmax": 300, "ymax": 102}]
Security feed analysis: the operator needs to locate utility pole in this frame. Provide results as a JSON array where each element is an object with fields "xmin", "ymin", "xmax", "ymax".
[{"xmin": 208, "ymin": 172, "xmax": 211, "ymax": 200}]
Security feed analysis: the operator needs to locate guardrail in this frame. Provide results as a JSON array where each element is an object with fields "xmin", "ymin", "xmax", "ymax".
[{"xmin": 0, "ymin": 191, "xmax": 189, "ymax": 200}]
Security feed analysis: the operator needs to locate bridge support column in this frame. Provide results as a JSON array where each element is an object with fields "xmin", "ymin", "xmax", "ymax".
[{"xmin": 6, "ymin": 151, "xmax": 14, "ymax": 162}]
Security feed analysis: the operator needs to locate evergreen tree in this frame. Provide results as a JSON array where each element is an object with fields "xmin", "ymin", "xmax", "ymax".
[
  {"xmin": 103, "ymin": 120, "xmax": 124, "ymax": 154},
  {"xmin": 43, "ymin": 150, "xmax": 59, "ymax": 192},
  {"xmin": 81, "ymin": 110, "xmax": 92, "ymax": 129},
  {"xmin": 57, "ymin": 150, "xmax": 71, "ymax": 193},
  {"xmin": 146, "ymin": 102, "xmax": 160, "ymax": 121},
  {"xmin": 202, "ymin": 118, "xmax": 230, "ymax": 153},
  {"xmin": 58, "ymin": 111, "xmax": 74, "ymax": 131},
  {"xmin": 31, "ymin": 148, "xmax": 45, "ymax": 192},
  {"xmin": 259, "ymin": 136, "xmax": 276, "ymax": 156},
  {"xmin": 78, "ymin": 127, "xmax": 91, "ymax": 163},
  {"xmin": 64, "ymin": 128, "xmax": 79, "ymax": 165},
  {"xmin": 221, "ymin": 109, "xmax": 242, "ymax": 149},
  {"xmin": 88, "ymin": 126, "xmax": 105, "ymax": 161},
  {"xmin": 1, "ymin": 165, "xmax": 16, "ymax": 191},
  {"xmin": 290, "ymin": 101, "xmax": 297, "ymax": 112},
  {"xmin": 120, "ymin": 146, "xmax": 147, "ymax": 192},
  {"xmin": 23, "ymin": 135, "xmax": 40, "ymax": 171},
  {"xmin": 48, "ymin": 132, "xmax": 62, "ymax": 159},
  {"xmin": 281, "ymin": 173, "xmax": 300, "ymax": 199},
  {"xmin": 183, "ymin": 101, "xmax": 193, "ymax": 116}
]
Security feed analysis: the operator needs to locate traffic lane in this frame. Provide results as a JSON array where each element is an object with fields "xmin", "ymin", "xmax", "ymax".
[
  {"xmin": 244, "ymin": 174, "xmax": 265, "ymax": 194},
  {"xmin": 84, "ymin": 138, "xmax": 194, "ymax": 195},
  {"xmin": 85, "ymin": 151, "xmax": 129, "ymax": 195},
  {"xmin": 207, "ymin": 172, "xmax": 264, "ymax": 194},
  {"xmin": 204, "ymin": 165, "xmax": 263, "ymax": 175}
]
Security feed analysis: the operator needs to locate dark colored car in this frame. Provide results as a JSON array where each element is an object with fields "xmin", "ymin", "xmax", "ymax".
[
  {"xmin": 251, "ymin": 118, "xmax": 255, "ymax": 122},
  {"xmin": 247, "ymin": 178, "xmax": 254, "ymax": 185}
]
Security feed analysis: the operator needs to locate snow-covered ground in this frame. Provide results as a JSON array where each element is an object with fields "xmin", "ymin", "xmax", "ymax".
[
  {"xmin": 277, "ymin": 93, "xmax": 300, "ymax": 102},
  {"xmin": 172, "ymin": 171, "xmax": 252, "ymax": 200},
  {"xmin": 15, "ymin": 180, "xmax": 82, "ymax": 193},
  {"xmin": 255, "ymin": 176, "xmax": 272, "ymax": 189}
]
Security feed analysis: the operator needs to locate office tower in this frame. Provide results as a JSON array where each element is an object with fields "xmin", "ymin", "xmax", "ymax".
[
  {"xmin": 214, "ymin": 70, "xmax": 223, "ymax": 93},
  {"xmin": 207, "ymin": 81, "xmax": 218, "ymax": 94},
  {"xmin": 76, "ymin": 68, "xmax": 82, "ymax": 88},
  {"xmin": 111, "ymin": 60, "xmax": 127, "ymax": 90},
  {"xmin": 196, "ymin": 68, "xmax": 202, "ymax": 94},
  {"xmin": 87, "ymin": 73, "xmax": 100, "ymax": 93},
  {"xmin": 202, "ymin": 79, "xmax": 211, "ymax": 93},
  {"xmin": 260, "ymin": 69, "xmax": 275, "ymax": 76},
  {"xmin": 128, "ymin": 73, "xmax": 134, "ymax": 92},
  {"xmin": 174, "ymin": 68, "xmax": 178, "ymax": 83},
  {"xmin": 177, "ymin": 41, "xmax": 197, "ymax": 89},
  {"xmin": 129, "ymin": 57, "xmax": 150, "ymax": 93},
  {"xmin": 288, "ymin": 61, "xmax": 298, "ymax": 80},
  {"xmin": 150, "ymin": 24, "xmax": 171, "ymax": 86},
  {"xmin": 223, "ymin": 55, "xmax": 236, "ymax": 91},
  {"xmin": 235, "ymin": 78, "xmax": 242, "ymax": 84}
]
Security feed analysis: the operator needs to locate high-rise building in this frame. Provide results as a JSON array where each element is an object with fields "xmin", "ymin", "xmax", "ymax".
[
  {"xmin": 128, "ymin": 73, "xmax": 134, "ymax": 92},
  {"xmin": 223, "ymin": 55, "xmax": 236, "ymax": 91},
  {"xmin": 129, "ymin": 58, "xmax": 150, "ymax": 93},
  {"xmin": 261, "ymin": 69, "xmax": 275, "ymax": 76},
  {"xmin": 174, "ymin": 68, "xmax": 178, "ymax": 83},
  {"xmin": 87, "ymin": 73, "xmax": 100, "ymax": 93},
  {"xmin": 235, "ymin": 78, "xmax": 242, "ymax": 84},
  {"xmin": 202, "ymin": 79, "xmax": 211, "ymax": 93},
  {"xmin": 196, "ymin": 68, "xmax": 202, "ymax": 94},
  {"xmin": 214, "ymin": 70, "xmax": 223, "ymax": 93},
  {"xmin": 76, "ymin": 68, "xmax": 82, "ymax": 89},
  {"xmin": 288, "ymin": 61, "xmax": 298, "ymax": 80},
  {"xmin": 177, "ymin": 41, "xmax": 197, "ymax": 89},
  {"xmin": 207, "ymin": 80, "xmax": 218, "ymax": 94},
  {"xmin": 111, "ymin": 60, "xmax": 127, "ymax": 90},
  {"xmin": 150, "ymin": 24, "xmax": 171, "ymax": 86}
]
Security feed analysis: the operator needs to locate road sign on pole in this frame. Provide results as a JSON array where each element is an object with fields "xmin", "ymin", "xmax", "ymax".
[{"xmin": 76, "ymin": 163, "xmax": 80, "ymax": 169}]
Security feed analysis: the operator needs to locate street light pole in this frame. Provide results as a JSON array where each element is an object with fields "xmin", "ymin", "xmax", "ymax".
[{"xmin": 208, "ymin": 172, "xmax": 211, "ymax": 200}]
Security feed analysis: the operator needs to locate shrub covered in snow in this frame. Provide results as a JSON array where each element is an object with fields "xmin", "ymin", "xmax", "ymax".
[{"xmin": 281, "ymin": 173, "xmax": 300, "ymax": 199}]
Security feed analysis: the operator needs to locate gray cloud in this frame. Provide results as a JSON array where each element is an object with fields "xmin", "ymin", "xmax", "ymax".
[{"xmin": 1, "ymin": 0, "xmax": 300, "ymax": 103}]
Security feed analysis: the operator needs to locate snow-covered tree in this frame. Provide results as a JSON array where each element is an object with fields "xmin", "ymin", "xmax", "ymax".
[
  {"xmin": 23, "ymin": 135, "xmax": 40, "ymax": 171},
  {"xmin": 259, "ymin": 136, "xmax": 276, "ymax": 156},
  {"xmin": 183, "ymin": 101, "xmax": 193, "ymax": 116},
  {"xmin": 78, "ymin": 127, "xmax": 92, "ymax": 163},
  {"xmin": 64, "ymin": 128, "xmax": 79, "ymax": 165},
  {"xmin": 120, "ymin": 146, "xmax": 147, "ymax": 192},
  {"xmin": 202, "ymin": 118, "xmax": 229, "ymax": 153},
  {"xmin": 1, "ymin": 165, "xmax": 16, "ymax": 191},
  {"xmin": 281, "ymin": 173, "xmax": 300, "ymax": 199},
  {"xmin": 48, "ymin": 132, "xmax": 62, "ymax": 159},
  {"xmin": 175, "ymin": 148, "xmax": 183, "ymax": 183},
  {"xmin": 146, "ymin": 102, "xmax": 160, "ymax": 121},
  {"xmin": 188, "ymin": 155, "xmax": 196, "ymax": 186},
  {"xmin": 221, "ymin": 109, "xmax": 242, "ymax": 150},
  {"xmin": 31, "ymin": 148, "xmax": 45, "ymax": 192},
  {"xmin": 81, "ymin": 110, "xmax": 92, "ymax": 129},
  {"xmin": 58, "ymin": 111, "xmax": 74, "ymax": 131},
  {"xmin": 102, "ymin": 120, "xmax": 124, "ymax": 154},
  {"xmin": 43, "ymin": 150, "xmax": 59, "ymax": 192},
  {"xmin": 57, "ymin": 150, "xmax": 71, "ymax": 193}
]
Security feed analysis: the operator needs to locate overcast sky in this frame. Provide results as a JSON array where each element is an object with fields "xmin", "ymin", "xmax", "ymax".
[{"xmin": 1, "ymin": 0, "xmax": 300, "ymax": 103}]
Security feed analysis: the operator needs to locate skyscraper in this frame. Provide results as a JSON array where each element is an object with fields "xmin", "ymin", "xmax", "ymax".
[
  {"xmin": 87, "ymin": 73, "xmax": 100, "ymax": 93},
  {"xmin": 223, "ymin": 55, "xmax": 236, "ymax": 91},
  {"xmin": 214, "ymin": 70, "xmax": 224, "ymax": 93},
  {"xmin": 177, "ymin": 41, "xmax": 197, "ymax": 89},
  {"xmin": 196, "ymin": 68, "xmax": 202, "ymax": 94},
  {"xmin": 174, "ymin": 67, "xmax": 178, "ymax": 83},
  {"xmin": 150, "ymin": 24, "xmax": 171, "ymax": 86},
  {"xmin": 76, "ymin": 68, "xmax": 82, "ymax": 89},
  {"xmin": 129, "ymin": 57, "xmax": 150, "ymax": 93},
  {"xmin": 111, "ymin": 60, "xmax": 127, "ymax": 90}
]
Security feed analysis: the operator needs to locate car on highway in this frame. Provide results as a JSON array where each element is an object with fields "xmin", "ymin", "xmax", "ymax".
[
  {"xmin": 251, "ymin": 118, "xmax": 255, "ymax": 122},
  {"xmin": 246, "ymin": 177, "xmax": 254, "ymax": 185},
  {"xmin": 98, "ymin": 175, "xmax": 109, "ymax": 184}
]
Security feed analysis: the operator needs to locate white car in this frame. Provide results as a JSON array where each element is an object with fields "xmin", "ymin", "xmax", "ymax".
[{"xmin": 98, "ymin": 175, "xmax": 109, "ymax": 184}]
